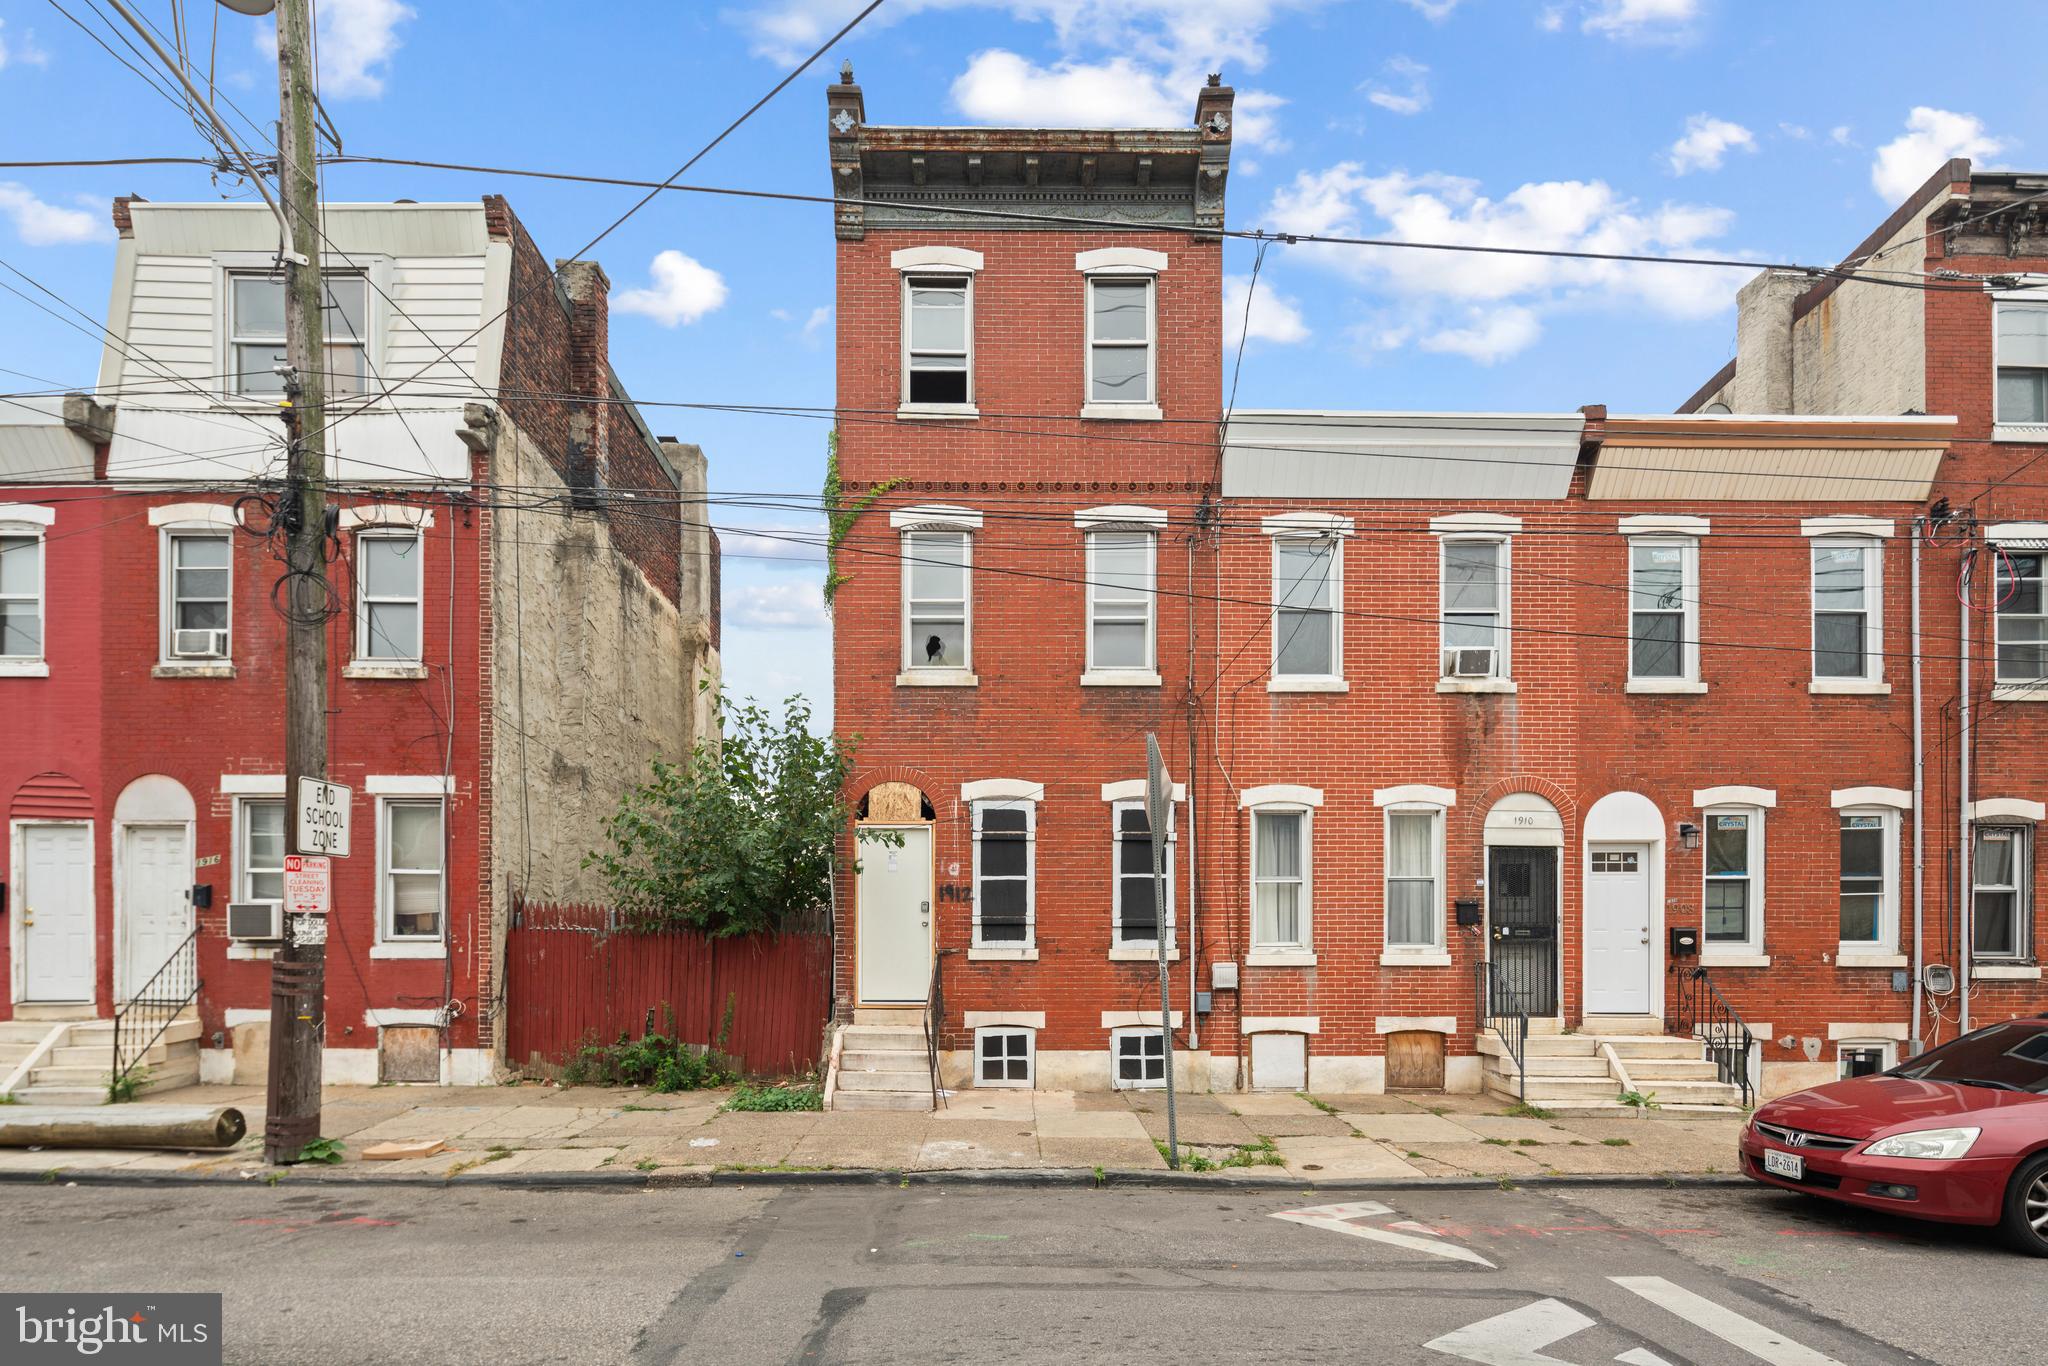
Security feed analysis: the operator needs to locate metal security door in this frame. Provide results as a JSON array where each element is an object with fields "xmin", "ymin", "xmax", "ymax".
[{"xmin": 1488, "ymin": 846, "xmax": 1558, "ymax": 1017}]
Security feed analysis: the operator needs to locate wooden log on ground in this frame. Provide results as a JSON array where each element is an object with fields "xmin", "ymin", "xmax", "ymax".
[{"xmin": 0, "ymin": 1106, "xmax": 246, "ymax": 1150}]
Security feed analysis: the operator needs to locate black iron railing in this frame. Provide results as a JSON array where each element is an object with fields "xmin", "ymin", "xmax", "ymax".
[
  {"xmin": 1673, "ymin": 966, "xmax": 1754, "ymax": 1107},
  {"xmin": 1474, "ymin": 959, "xmax": 1529, "ymax": 1102},
  {"xmin": 923, "ymin": 948, "xmax": 953, "ymax": 1111},
  {"xmin": 112, "ymin": 927, "xmax": 200, "ymax": 1097}
]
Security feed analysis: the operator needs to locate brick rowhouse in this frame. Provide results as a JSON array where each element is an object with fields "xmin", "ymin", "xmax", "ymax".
[
  {"xmin": 828, "ymin": 75, "xmax": 2039, "ymax": 1104},
  {"xmin": 0, "ymin": 197, "xmax": 718, "ymax": 1092}
]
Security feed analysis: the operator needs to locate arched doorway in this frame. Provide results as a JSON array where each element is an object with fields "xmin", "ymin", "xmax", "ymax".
[
  {"xmin": 855, "ymin": 781, "xmax": 933, "ymax": 1004},
  {"xmin": 113, "ymin": 775, "xmax": 197, "ymax": 1001},
  {"xmin": 1483, "ymin": 793, "xmax": 1564, "ymax": 1017}
]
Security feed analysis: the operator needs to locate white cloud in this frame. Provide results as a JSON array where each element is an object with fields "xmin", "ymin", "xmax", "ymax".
[
  {"xmin": 801, "ymin": 305, "xmax": 833, "ymax": 340},
  {"xmin": 255, "ymin": 0, "xmax": 413, "ymax": 99},
  {"xmin": 1581, "ymin": 0, "xmax": 1698, "ymax": 41},
  {"xmin": 1419, "ymin": 305, "xmax": 1541, "ymax": 363},
  {"xmin": 721, "ymin": 523, "xmax": 826, "ymax": 562},
  {"xmin": 1829, "ymin": 125, "xmax": 1855, "ymax": 147},
  {"xmin": 953, "ymin": 50, "xmax": 1180, "ymax": 128},
  {"xmin": 1224, "ymin": 273, "xmax": 1309, "ymax": 347},
  {"xmin": 0, "ymin": 19, "xmax": 51, "ymax": 69},
  {"xmin": 1264, "ymin": 162, "xmax": 1738, "ymax": 363},
  {"xmin": 727, "ymin": 582, "xmax": 831, "ymax": 630},
  {"xmin": 1667, "ymin": 114, "xmax": 1756, "ymax": 174},
  {"xmin": 0, "ymin": 183, "xmax": 109, "ymax": 246},
  {"xmin": 1871, "ymin": 107, "xmax": 2005, "ymax": 203},
  {"xmin": 613, "ymin": 250, "xmax": 729, "ymax": 328},
  {"xmin": 1537, "ymin": 5, "xmax": 1567, "ymax": 31},
  {"xmin": 1777, "ymin": 122, "xmax": 1811, "ymax": 142},
  {"xmin": 1396, "ymin": 0, "xmax": 1462, "ymax": 19},
  {"xmin": 1364, "ymin": 56, "xmax": 1430, "ymax": 117}
]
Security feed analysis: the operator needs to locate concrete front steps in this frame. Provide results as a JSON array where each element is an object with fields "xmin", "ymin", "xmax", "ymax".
[
  {"xmin": 0, "ymin": 1015, "xmax": 202, "ymax": 1104},
  {"xmin": 826, "ymin": 1008, "xmax": 934, "ymax": 1112},
  {"xmin": 1479, "ymin": 1027, "xmax": 1745, "ymax": 1111}
]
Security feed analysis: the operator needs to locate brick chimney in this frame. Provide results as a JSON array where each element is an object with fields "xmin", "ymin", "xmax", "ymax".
[{"xmin": 555, "ymin": 258, "xmax": 612, "ymax": 497}]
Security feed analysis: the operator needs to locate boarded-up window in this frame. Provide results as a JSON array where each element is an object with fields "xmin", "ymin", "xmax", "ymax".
[
  {"xmin": 1249, "ymin": 1032, "xmax": 1308, "ymax": 1091},
  {"xmin": 1386, "ymin": 1030, "xmax": 1446, "ymax": 1091},
  {"xmin": 379, "ymin": 1026, "xmax": 439, "ymax": 1083}
]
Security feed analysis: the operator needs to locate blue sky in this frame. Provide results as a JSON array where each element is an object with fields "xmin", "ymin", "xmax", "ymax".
[{"xmin": 1, "ymin": 0, "xmax": 2042, "ymax": 716}]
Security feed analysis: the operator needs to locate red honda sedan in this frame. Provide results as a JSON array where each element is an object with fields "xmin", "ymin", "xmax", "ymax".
[{"xmin": 1740, "ymin": 1014, "xmax": 2048, "ymax": 1255}]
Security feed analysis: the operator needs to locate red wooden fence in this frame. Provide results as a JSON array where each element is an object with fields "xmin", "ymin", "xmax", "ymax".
[{"xmin": 503, "ymin": 900, "xmax": 832, "ymax": 1078}]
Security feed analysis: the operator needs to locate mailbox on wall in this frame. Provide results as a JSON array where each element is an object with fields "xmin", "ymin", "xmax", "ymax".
[
  {"xmin": 1669, "ymin": 926, "xmax": 1700, "ymax": 958},
  {"xmin": 1454, "ymin": 899, "xmax": 1482, "ymax": 927}
]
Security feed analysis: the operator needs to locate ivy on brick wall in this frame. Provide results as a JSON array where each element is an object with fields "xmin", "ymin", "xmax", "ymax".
[{"xmin": 821, "ymin": 428, "xmax": 901, "ymax": 604}]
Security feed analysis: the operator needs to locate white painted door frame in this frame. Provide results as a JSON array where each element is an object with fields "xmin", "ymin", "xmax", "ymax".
[
  {"xmin": 10, "ymin": 819, "xmax": 96, "ymax": 1005},
  {"xmin": 1584, "ymin": 841, "xmax": 1657, "ymax": 1016},
  {"xmin": 855, "ymin": 823, "xmax": 933, "ymax": 1004},
  {"xmin": 114, "ymin": 820, "xmax": 194, "ymax": 1002},
  {"xmin": 1480, "ymin": 842, "xmax": 1566, "ymax": 1021}
]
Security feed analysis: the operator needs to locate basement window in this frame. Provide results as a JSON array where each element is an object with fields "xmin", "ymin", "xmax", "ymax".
[
  {"xmin": 974, "ymin": 1026, "xmax": 1034, "ymax": 1088},
  {"xmin": 1110, "ymin": 1027, "xmax": 1166, "ymax": 1090},
  {"xmin": 1837, "ymin": 1041, "xmax": 1895, "ymax": 1080}
]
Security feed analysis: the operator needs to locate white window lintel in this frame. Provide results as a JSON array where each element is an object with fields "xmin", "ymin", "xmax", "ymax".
[
  {"xmin": 1802, "ymin": 516, "xmax": 1894, "ymax": 539},
  {"xmin": 1075, "ymin": 247, "xmax": 1169, "ymax": 274},
  {"xmin": 1075, "ymin": 504, "xmax": 1168, "ymax": 530},
  {"xmin": 1986, "ymin": 522, "xmax": 2048, "ymax": 548},
  {"xmin": 0, "ymin": 503, "xmax": 56, "ymax": 528},
  {"xmin": 220, "ymin": 774, "xmax": 286, "ymax": 796},
  {"xmin": 1693, "ymin": 785, "xmax": 1777, "ymax": 809},
  {"xmin": 1261, "ymin": 511, "xmax": 1353, "ymax": 537},
  {"xmin": 367, "ymin": 774, "xmax": 454, "ymax": 796},
  {"xmin": 340, "ymin": 504, "xmax": 434, "ymax": 531},
  {"xmin": 148, "ymin": 502, "xmax": 238, "ymax": 529},
  {"xmin": 1619, "ymin": 514, "xmax": 1710, "ymax": 537},
  {"xmin": 1101, "ymin": 779, "xmax": 1186, "ymax": 803},
  {"xmin": 1830, "ymin": 786, "xmax": 1911, "ymax": 810},
  {"xmin": 1240, "ymin": 1016, "xmax": 1320, "ymax": 1035},
  {"xmin": 961, "ymin": 779, "xmax": 1044, "ymax": 804},
  {"xmin": 1971, "ymin": 797, "xmax": 2046, "ymax": 822},
  {"xmin": 1825, "ymin": 1022, "xmax": 1911, "ymax": 1041},
  {"xmin": 1240, "ymin": 783, "xmax": 1324, "ymax": 809},
  {"xmin": 1373, "ymin": 784, "xmax": 1457, "ymax": 808},
  {"xmin": 1430, "ymin": 512, "xmax": 1522, "ymax": 536},
  {"xmin": 889, "ymin": 503, "xmax": 983, "ymax": 532},
  {"xmin": 963, "ymin": 1011, "xmax": 1045, "ymax": 1030},
  {"xmin": 1102, "ymin": 1010, "xmax": 1183, "ymax": 1029},
  {"xmin": 891, "ymin": 245, "xmax": 983, "ymax": 273}
]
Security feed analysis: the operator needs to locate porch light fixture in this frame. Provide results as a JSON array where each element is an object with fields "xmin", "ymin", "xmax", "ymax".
[{"xmin": 1678, "ymin": 821, "xmax": 1701, "ymax": 851}]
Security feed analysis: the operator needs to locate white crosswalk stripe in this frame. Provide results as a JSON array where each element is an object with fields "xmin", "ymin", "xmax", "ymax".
[
  {"xmin": 1270, "ymin": 1201, "xmax": 1496, "ymax": 1266},
  {"xmin": 1612, "ymin": 1276, "xmax": 1846, "ymax": 1365}
]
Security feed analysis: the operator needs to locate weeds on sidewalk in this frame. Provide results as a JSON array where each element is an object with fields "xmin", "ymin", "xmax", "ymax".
[
  {"xmin": 724, "ymin": 1082, "xmax": 823, "ymax": 1112},
  {"xmin": 1153, "ymin": 1136, "xmax": 1285, "ymax": 1172},
  {"xmin": 293, "ymin": 1138, "xmax": 345, "ymax": 1165},
  {"xmin": 1618, "ymin": 1090, "xmax": 1662, "ymax": 1112},
  {"xmin": 106, "ymin": 1066, "xmax": 151, "ymax": 1104},
  {"xmin": 563, "ymin": 1027, "xmax": 736, "ymax": 1094},
  {"xmin": 1297, "ymin": 1094, "xmax": 1339, "ymax": 1116},
  {"xmin": 1505, "ymin": 1101, "xmax": 1555, "ymax": 1120}
]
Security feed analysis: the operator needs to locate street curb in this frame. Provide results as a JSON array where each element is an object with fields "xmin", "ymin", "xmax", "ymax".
[{"xmin": 0, "ymin": 1165, "xmax": 1755, "ymax": 1194}]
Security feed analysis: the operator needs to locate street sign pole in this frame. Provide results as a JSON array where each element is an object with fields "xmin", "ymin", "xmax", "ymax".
[
  {"xmin": 263, "ymin": 0, "xmax": 332, "ymax": 1165},
  {"xmin": 1146, "ymin": 733, "xmax": 1180, "ymax": 1169}
]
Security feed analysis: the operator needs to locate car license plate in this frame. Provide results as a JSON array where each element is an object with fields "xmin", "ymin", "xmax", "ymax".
[{"xmin": 1763, "ymin": 1149, "xmax": 1804, "ymax": 1180}]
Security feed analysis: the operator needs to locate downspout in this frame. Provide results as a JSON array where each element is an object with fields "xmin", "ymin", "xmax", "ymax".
[
  {"xmin": 1909, "ymin": 517, "xmax": 1924, "ymax": 1054},
  {"xmin": 1185, "ymin": 523, "xmax": 1200, "ymax": 1054},
  {"xmin": 1958, "ymin": 546, "xmax": 1972, "ymax": 1034}
]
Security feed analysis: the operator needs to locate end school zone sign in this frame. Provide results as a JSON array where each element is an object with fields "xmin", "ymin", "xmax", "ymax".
[{"xmin": 297, "ymin": 778, "xmax": 352, "ymax": 857}]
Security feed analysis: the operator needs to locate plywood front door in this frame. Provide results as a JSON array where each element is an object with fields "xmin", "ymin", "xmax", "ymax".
[{"xmin": 856, "ymin": 825, "xmax": 932, "ymax": 1003}]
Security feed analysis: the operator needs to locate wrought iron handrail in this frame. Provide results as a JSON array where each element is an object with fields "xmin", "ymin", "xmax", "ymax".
[
  {"xmin": 1673, "ymin": 965, "xmax": 1754, "ymax": 1107},
  {"xmin": 112, "ymin": 927, "xmax": 200, "ymax": 1097},
  {"xmin": 923, "ymin": 948, "xmax": 953, "ymax": 1111},
  {"xmin": 1474, "ymin": 959, "xmax": 1529, "ymax": 1102}
]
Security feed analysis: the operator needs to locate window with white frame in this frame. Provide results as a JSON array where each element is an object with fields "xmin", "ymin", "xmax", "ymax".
[
  {"xmin": 1995, "ymin": 550, "xmax": 2045, "ymax": 685},
  {"xmin": 1085, "ymin": 276, "xmax": 1155, "ymax": 407},
  {"xmin": 1704, "ymin": 809, "xmax": 1762, "ymax": 948},
  {"xmin": 903, "ymin": 529, "xmax": 971, "ymax": 671},
  {"xmin": 380, "ymin": 798, "xmax": 445, "ymax": 941},
  {"xmin": 1110, "ymin": 1026, "xmax": 1166, "ymax": 1089},
  {"xmin": 1385, "ymin": 807, "xmax": 1443, "ymax": 951},
  {"xmin": 1996, "ymin": 301, "xmax": 2048, "ymax": 426},
  {"xmin": 1838, "ymin": 810, "xmax": 1895, "ymax": 948},
  {"xmin": 1086, "ymin": 529, "xmax": 1155, "ymax": 672},
  {"xmin": 1273, "ymin": 535, "xmax": 1340, "ymax": 680},
  {"xmin": 355, "ymin": 530, "xmax": 422, "ymax": 661},
  {"xmin": 230, "ymin": 272, "xmax": 368, "ymax": 397},
  {"xmin": 1837, "ymin": 1041, "xmax": 1895, "ymax": 1079},
  {"xmin": 237, "ymin": 799, "xmax": 285, "ymax": 903},
  {"xmin": 975, "ymin": 1026, "xmax": 1035, "ymax": 1088},
  {"xmin": 903, "ymin": 275, "xmax": 971, "ymax": 405},
  {"xmin": 1251, "ymin": 807, "xmax": 1311, "ymax": 953},
  {"xmin": 1441, "ymin": 537, "xmax": 1508, "ymax": 678},
  {"xmin": 1812, "ymin": 541, "xmax": 1880, "ymax": 680},
  {"xmin": 1974, "ymin": 824, "xmax": 2032, "ymax": 961},
  {"xmin": 1113, "ymin": 799, "xmax": 1175, "ymax": 949},
  {"xmin": 163, "ymin": 531, "xmax": 232, "ymax": 661},
  {"xmin": 0, "ymin": 527, "xmax": 43, "ymax": 661},
  {"xmin": 1629, "ymin": 538, "xmax": 1696, "ymax": 681},
  {"xmin": 973, "ymin": 800, "xmax": 1034, "ymax": 947}
]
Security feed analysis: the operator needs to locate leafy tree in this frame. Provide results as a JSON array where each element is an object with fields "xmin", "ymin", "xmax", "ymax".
[{"xmin": 585, "ymin": 693, "xmax": 885, "ymax": 936}]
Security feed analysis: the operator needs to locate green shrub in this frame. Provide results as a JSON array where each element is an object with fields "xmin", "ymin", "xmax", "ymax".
[
  {"xmin": 724, "ymin": 1082, "xmax": 823, "ymax": 1112},
  {"xmin": 562, "ymin": 1031, "xmax": 735, "ymax": 1093}
]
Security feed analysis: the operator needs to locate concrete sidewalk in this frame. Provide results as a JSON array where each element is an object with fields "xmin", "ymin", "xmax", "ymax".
[{"xmin": 0, "ymin": 1083, "xmax": 1746, "ymax": 1183}]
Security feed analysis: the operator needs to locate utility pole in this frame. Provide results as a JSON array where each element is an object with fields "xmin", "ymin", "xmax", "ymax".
[{"xmin": 263, "ymin": 0, "xmax": 330, "ymax": 1165}]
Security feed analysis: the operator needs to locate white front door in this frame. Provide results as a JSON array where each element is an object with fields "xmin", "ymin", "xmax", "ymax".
[
  {"xmin": 20, "ymin": 823, "xmax": 94, "ymax": 1002},
  {"xmin": 857, "ymin": 825, "xmax": 931, "ymax": 1003},
  {"xmin": 1585, "ymin": 843, "xmax": 1652, "ymax": 1015},
  {"xmin": 119, "ymin": 824, "xmax": 191, "ymax": 1000}
]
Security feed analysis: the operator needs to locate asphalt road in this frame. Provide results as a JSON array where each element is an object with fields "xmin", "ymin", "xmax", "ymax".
[{"xmin": 0, "ymin": 1177, "xmax": 2033, "ymax": 1364}]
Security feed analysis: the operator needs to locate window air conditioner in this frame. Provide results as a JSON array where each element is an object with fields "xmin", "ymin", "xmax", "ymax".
[
  {"xmin": 173, "ymin": 627, "xmax": 229, "ymax": 659},
  {"xmin": 226, "ymin": 901, "xmax": 283, "ymax": 941},
  {"xmin": 1447, "ymin": 647, "xmax": 1495, "ymax": 678}
]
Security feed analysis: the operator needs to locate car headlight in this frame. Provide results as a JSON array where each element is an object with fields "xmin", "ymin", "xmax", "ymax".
[{"xmin": 1863, "ymin": 1127, "xmax": 1981, "ymax": 1160}]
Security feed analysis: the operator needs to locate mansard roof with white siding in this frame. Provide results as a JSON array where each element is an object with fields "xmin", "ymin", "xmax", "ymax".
[{"xmin": 97, "ymin": 201, "xmax": 505, "ymax": 486}]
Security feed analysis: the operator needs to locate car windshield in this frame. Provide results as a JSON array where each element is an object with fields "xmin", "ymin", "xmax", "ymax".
[{"xmin": 1889, "ymin": 1022, "xmax": 2048, "ymax": 1093}]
